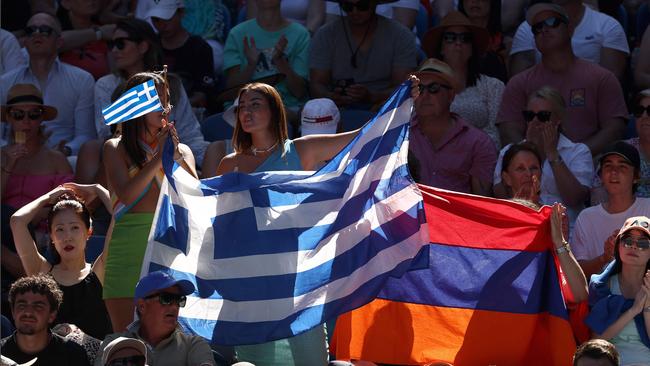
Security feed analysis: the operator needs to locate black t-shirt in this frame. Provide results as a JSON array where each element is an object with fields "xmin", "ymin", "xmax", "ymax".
[
  {"xmin": 163, "ymin": 35, "xmax": 216, "ymax": 99},
  {"xmin": 0, "ymin": 332, "xmax": 90, "ymax": 366}
]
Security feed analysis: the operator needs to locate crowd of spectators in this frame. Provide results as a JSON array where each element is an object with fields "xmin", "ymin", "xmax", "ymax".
[{"xmin": 2, "ymin": 0, "xmax": 650, "ymax": 365}]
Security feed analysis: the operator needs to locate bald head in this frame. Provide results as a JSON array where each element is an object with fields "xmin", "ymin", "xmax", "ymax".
[{"xmin": 27, "ymin": 12, "xmax": 62, "ymax": 34}]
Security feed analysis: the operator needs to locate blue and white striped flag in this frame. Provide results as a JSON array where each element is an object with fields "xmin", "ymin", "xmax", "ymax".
[
  {"xmin": 141, "ymin": 82, "xmax": 429, "ymax": 345},
  {"xmin": 102, "ymin": 79, "xmax": 163, "ymax": 125}
]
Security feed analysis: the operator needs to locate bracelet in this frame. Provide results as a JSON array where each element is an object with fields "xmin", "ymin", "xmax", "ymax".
[{"xmin": 555, "ymin": 241, "xmax": 571, "ymax": 255}]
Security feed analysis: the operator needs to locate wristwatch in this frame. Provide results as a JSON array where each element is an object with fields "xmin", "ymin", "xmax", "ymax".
[
  {"xmin": 548, "ymin": 155, "xmax": 563, "ymax": 166},
  {"xmin": 555, "ymin": 241, "xmax": 571, "ymax": 254}
]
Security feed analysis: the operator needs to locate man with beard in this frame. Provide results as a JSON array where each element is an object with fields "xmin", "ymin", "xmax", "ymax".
[
  {"xmin": 94, "ymin": 271, "xmax": 214, "ymax": 366},
  {"xmin": 0, "ymin": 274, "xmax": 90, "ymax": 366}
]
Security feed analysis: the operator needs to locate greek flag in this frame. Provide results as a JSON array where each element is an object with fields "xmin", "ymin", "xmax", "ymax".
[
  {"xmin": 102, "ymin": 79, "xmax": 163, "ymax": 125},
  {"xmin": 141, "ymin": 82, "xmax": 429, "ymax": 345}
]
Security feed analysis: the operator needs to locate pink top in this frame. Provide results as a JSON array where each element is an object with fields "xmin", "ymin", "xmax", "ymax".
[
  {"xmin": 409, "ymin": 114, "xmax": 497, "ymax": 193},
  {"xmin": 3, "ymin": 173, "xmax": 74, "ymax": 209}
]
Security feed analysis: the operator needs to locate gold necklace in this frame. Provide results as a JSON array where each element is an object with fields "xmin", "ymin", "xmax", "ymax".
[{"xmin": 251, "ymin": 141, "xmax": 278, "ymax": 156}]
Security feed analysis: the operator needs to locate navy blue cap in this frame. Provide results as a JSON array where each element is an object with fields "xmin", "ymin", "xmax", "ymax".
[{"xmin": 134, "ymin": 270, "xmax": 195, "ymax": 299}]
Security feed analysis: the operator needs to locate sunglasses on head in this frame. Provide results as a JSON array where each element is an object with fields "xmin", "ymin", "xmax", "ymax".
[
  {"xmin": 621, "ymin": 235, "xmax": 650, "ymax": 250},
  {"xmin": 633, "ymin": 105, "xmax": 650, "ymax": 118},
  {"xmin": 9, "ymin": 108, "xmax": 44, "ymax": 121},
  {"xmin": 108, "ymin": 37, "xmax": 136, "ymax": 51},
  {"xmin": 25, "ymin": 25, "xmax": 57, "ymax": 37},
  {"xmin": 107, "ymin": 355, "xmax": 146, "ymax": 366},
  {"xmin": 531, "ymin": 16, "xmax": 566, "ymax": 35},
  {"xmin": 144, "ymin": 292, "xmax": 187, "ymax": 307},
  {"xmin": 442, "ymin": 32, "xmax": 474, "ymax": 44},
  {"xmin": 522, "ymin": 110, "xmax": 552, "ymax": 123},
  {"xmin": 340, "ymin": 0, "xmax": 371, "ymax": 12},
  {"xmin": 418, "ymin": 82, "xmax": 452, "ymax": 95}
]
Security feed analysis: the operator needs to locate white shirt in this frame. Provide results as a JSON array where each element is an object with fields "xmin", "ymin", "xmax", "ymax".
[
  {"xmin": 510, "ymin": 5, "xmax": 629, "ymax": 63},
  {"xmin": 0, "ymin": 59, "xmax": 96, "ymax": 155},
  {"xmin": 494, "ymin": 134, "xmax": 594, "ymax": 230},
  {"xmin": 572, "ymin": 197, "xmax": 650, "ymax": 261},
  {"xmin": 0, "ymin": 29, "xmax": 27, "ymax": 75}
]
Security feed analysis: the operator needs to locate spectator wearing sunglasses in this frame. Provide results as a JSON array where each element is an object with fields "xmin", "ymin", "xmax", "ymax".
[
  {"xmin": 0, "ymin": 84, "xmax": 74, "ymax": 305},
  {"xmin": 509, "ymin": 0, "xmax": 629, "ymax": 82},
  {"xmin": 584, "ymin": 216, "xmax": 650, "ymax": 365},
  {"xmin": 95, "ymin": 271, "xmax": 214, "ymax": 366},
  {"xmin": 572, "ymin": 141, "xmax": 650, "ymax": 280},
  {"xmin": 497, "ymin": 3, "xmax": 628, "ymax": 156},
  {"xmin": 310, "ymin": 0, "xmax": 417, "ymax": 112},
  {"xmin": 99, "ymin": 337, "xmax": 148, "ymax": 366},
  {"xmin": 493, "ymin": 86, "xmax": 592, "ymax": 232},
  {"xmin": 409, "ymin": 58, "xmax": 497, "ymax": 196},
  {"xmin": 0, "ymin": 12, "xmax": 96, "ymax": 159},
  {"xmin": 422, "ymin": 11, "xmax": 505, "ymax": 150}
]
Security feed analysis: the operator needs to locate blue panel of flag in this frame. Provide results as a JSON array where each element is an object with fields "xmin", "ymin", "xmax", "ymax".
[
  {"xmin": 102, "ymin": 79, "xmax": 163, "ymax": 125},
  {"xmin": 140, "ymin": 82, "xmax": 430, "ymax": 346}
]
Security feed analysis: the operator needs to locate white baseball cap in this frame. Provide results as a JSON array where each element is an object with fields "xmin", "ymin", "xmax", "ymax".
[
  {"xmin": 223, "ymin": 97, "xmax": 238, "ymax": 127},
  {"xmin": 101, "ymin": 337, "xmax": 148, "ymax": 366},
  {"xmin": 146, "ymin": 0, "xmax": 185, "ymax": 20},
  {"xmin": 301, "ymin": 98, "xmax": 340, "ymax": 136}
]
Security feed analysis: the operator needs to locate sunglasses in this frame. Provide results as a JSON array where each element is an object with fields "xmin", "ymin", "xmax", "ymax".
[
  {"xmin": 418, "ymin": 82, "xmax": 452, "ymax": 95},
  {"xmin": 341, "ymin": 0, "xmax": 371, "ymax": 12},
  {"xmin": 144, "ymin": 292, "xmax": 187, "ymax": 307},
  {"xmin": 442, "ymin": 32, "xmax": 474, "ymax": 44},
  {"xmin": 107, "ymin": 355, "xmax": 146, "ymax": 366},
  {"xmin": 25, "ymin": 25, "xmax": 58, "ymax": 37},
  {"xmin": 633, "ymin": 105, "xmax": 650, "ymax": 118},
  {"xmin": 522, "ymin": 110, "xmax": 552, "ymax": 123},
  {"xmin": 108, "ymin": 37, "xmax": 136, "ymax": 51},
  {"xmin": 9, "ymin": 108, "xmax": 44, "ymax": 121},
  {"xmin": 621, "ymin": 235, "xmax": 650, "ymax": 250},
  {"xmin": 531, "ymin": 16, "xmax": 566, "ymax": 35}
]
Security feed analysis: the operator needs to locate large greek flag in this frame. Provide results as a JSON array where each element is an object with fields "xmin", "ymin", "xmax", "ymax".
[
  {"xmin": 102, "ymin": 79, "xmax": 163, "ymax": 125},
  {"xmin": 141, "ymin": 82, "xmax": 429, "ymax": 345}
]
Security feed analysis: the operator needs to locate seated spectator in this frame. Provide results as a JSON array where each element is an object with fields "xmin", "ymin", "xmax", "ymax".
[
  {"xmin": 10, "ymin": 183, "xmax": 113, "ymax": 339},
  {"xmin": 636, "ymin": 26, "xmax": 650, "ymax": 90},
  {"xmin": 0, "ymin": 12, "xmax": 96, "ymax": 158},
  {"xmin": 494, "ymin": 86, "xmax": 593, "ymax": 230},
  {"xmin": 0, "ymin": 274, "xmax": 91, "ymax": 366},
  {"xmin": 56, "ymin": 0, "xmax": 111, "ymax": 80},
  {"xmin": 102, "ymin": 72, "xmax": 198, "ymax": 333},
  {"xmin": 497, "ymin": 3, "xmax": 628, "ymax": 155},
  {"xmin": 457, "ymin": 0, "xmax": 508, "ymax": 82},
  {"xmin": 146, "ymin": 0, "xmax": 217, "ymax": 110},
  {"xmin": 94, "ymin": 271, "xmax": 214, "ymax": 366},
  {"xmin": 310, "ymin": 0, "xmax": 417, "ymax": 111},
  {"xmin": 509, "ymin": 0, "xmax": 629, "ymax": 82},
  {"xmin": 0, "ymin": 29, "xmax": 27, "ymax": 75},
  {"xmin": 90, "ymin": 18, "xmax": 209, "ymax": 168},
  {"xmin": 499, "ymin": 142, "xmax": 544, "ymax": 205},
  {"xmin": 422, "ymin": 11, "xmax": 505, "ymax": 148},
  {"xmin": 326, "ymin": 0, "xmax": 419, "ymax": 31},
  {"xmin": 98, "ymin": 337, "xmax": 148, "ymax": 366},
  {"xmin": 409, "ymin": 58, "xmax": 497, "ymax": 195},
  {"xmin": 573, "ymin": 141, "xmax": 650, "ymax": 279},
  {"xmin": 1, "ymin": 84, "xmax": 73, "ymax": 309},
  {"xmin": 300, "ymin": 97, "xmax": 341, "ymax": 136},
  {"xmin": 592, "ymin": 89, "xmax": 650, "ymax": 203},
  {"xmin": 224, "ymin": 0, "xmax": 310, "ymax": 126},
  {"xmin": 584, "ymin": 216, "xmax": 650, "ymax": 364},
  {"xmin": 248, "ymin": 0, "xmax": 326, "ymax": 35},
  {"xmin": 574, "ymin": 339, "xmax": 620, "ymax": 366}
]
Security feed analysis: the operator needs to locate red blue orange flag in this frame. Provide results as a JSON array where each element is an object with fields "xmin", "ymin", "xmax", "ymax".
[{"xmin": 331, "ymin": 185, "xmax": 577, "ymax": 365}]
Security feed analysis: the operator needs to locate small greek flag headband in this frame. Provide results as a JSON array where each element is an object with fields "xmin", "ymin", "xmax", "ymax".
[{"xmin": 102, "ymin": 79, "xmax": 163, "ymax": 126}]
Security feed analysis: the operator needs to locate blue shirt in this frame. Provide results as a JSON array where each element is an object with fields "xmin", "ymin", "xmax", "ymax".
[{"xmin": 0, "ymin": 58, "xmax": 96, "ymax": 154}]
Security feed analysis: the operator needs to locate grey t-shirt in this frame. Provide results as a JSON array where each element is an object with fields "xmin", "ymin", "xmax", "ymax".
[{"xmin": 310, "ymin": 16, "xmax": 417, "ymax": 93}]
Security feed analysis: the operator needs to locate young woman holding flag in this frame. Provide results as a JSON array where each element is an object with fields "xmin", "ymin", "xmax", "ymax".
[{"xmin": 102, "ymin": 71, "xmax": 198, "ymax": 332}]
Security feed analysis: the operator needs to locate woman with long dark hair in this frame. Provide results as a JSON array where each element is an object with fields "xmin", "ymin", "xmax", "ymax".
[{"xmin": 102, "ymin": 71, "xmax": 198, "ymax": 331}]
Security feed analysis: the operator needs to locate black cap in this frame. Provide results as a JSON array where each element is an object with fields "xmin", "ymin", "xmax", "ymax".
[{"xmin": 598, "ymin": 141, "xmax": 641, "ymax": 172}]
